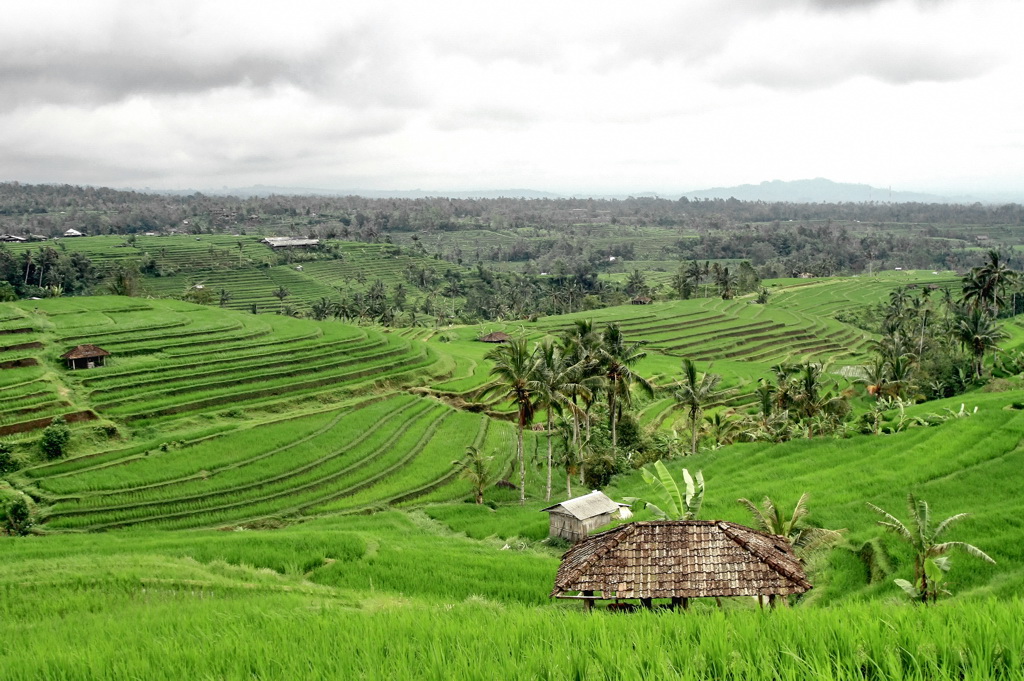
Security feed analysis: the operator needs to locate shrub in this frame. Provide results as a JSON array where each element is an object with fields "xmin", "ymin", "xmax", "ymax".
[
  {"xmin": 39, "ymin": 417, "xmax": 72, "ymax": 460},
  {"xmin": 2, "ymin": 498, "xmax": 33, "ymax": 536},
  {"xmin": 0, "ymin": 443, "xmax": 18, "ymax": 475}
]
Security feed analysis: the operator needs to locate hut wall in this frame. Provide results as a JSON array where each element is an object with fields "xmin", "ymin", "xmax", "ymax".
[
  {"xmin": 548, "ymin": 511, "xmax": 613, "ymax": 543},
  {"xmin": 580, "ymin": 513, "xmax": 613, "ymax": 535},
  {"xmin": 548, "ymin": 512, "xmax": 586, "ymax": 543}
]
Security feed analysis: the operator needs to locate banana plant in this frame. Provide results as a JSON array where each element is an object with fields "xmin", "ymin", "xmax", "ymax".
[
  {"xmin": 630, "ymin": 460, "xmax": 704, "ymax": 520},
  {"xmin": 868, "ymin": 493, "xmax": 995, "ymax": 603}
]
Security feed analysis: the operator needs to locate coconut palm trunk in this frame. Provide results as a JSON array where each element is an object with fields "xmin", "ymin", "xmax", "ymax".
[
  {"xmin": 545, "ymin": 408, "xmax": 553, "ymax": 502},
  {"xmin": 517, "ymin": 406, "xmax": 526, "ymax": 505}
]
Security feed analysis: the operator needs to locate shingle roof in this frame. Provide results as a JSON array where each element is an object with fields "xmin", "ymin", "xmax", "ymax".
[
  {"xmin": 60, "ymin": 344, "xmax": 111, "ymax": 360},
  {"xmin": 477, "ymin": 331, "xmax": 512, "ymax": 343},
  {"xmin": 541, "ymin": 490, "xmax": 625, "ymax": 520},
  {"xmin": 551, "ymin": 520, "xmax": 811, "ymax": 600}
]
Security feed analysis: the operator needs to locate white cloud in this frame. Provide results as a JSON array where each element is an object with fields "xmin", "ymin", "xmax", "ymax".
[{"xmin": 1, "ymin": 0, "xmax": 1022, "ymax": 194}]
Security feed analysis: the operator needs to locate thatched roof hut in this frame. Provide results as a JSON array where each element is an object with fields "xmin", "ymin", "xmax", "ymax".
[
  {"xmin": 477, "ymin": 331, "xmax": 512, "ymax": 343},
  {"xmin": 541, "ymin": 490, "xmax": 631, "ymax": 543},
  {"xmin": 60, "ymin": 344, "xmax": 110, "ymax": 370},
  {"xmin": 630, "ymin": 296, "xmax": 653, "ymax": 305},
  {"xmin": 551, "ymin": 520, "xmax": 811, "ymax": 608}
]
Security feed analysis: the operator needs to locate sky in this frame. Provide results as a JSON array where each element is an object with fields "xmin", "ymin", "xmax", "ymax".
[{"xmin": 2, "ymin": 0, "xmax": 1022, "ymax": 197}]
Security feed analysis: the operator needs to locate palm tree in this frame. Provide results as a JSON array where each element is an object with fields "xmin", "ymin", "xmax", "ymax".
[
  {"xmin": 560, "ymin": 320, "xmax": 604, "ymax": 477},
  {"xmin": 858, "ymin": 356, "xmax": 890, "ymax": 400},
  {"xmin": 954, "ymin": 306, "xmax": 1008, "ymax": 378},
  {"xmin": 483, "ymin": 338, "xmax": 538, "ymax": 505},
  {"xmin": 738, "ymin": 493, "xmax": 844, "ymax": 557},
  {"xmin": 791, "ymin": 362, "xmax": 848, "ymax": 421},
  {"xmin": 452, "ymin": 446, "xmax": 492, "ymax": 505},
  {"xmin": 674, "ymin": 358, "xmax": 724, "ymax": 456},
  {"xmin": 704, "ymin": 411, "xmax": 739, "ymax": 449},
  {"xmin": 530, "ymin": 340, "xmax": 590, "ymax": 502},
  {"xmin": 552, "ymin": 416, "xmax": 581, "ymax": 498},
  {"xmin": 685, "ymin": 260, "xmax": 703, "ymax": 297},
  {"xmin": 716, "ymin": 266, "xmax": 737, "ymax": 300},
  {"xmin": 624, "ymin": 269, "xmax": 649, "ymax": 298},
  {"xmin": 868, "ymin": 494, "xmax": 995, "ymax": 603},
  {"xmin": 598, "ymin": 324, "xmax": 653, "ymax": 451},
  {"xmin": 964, "ymin": 250, "xmax": 1016, "ymax": 316}
]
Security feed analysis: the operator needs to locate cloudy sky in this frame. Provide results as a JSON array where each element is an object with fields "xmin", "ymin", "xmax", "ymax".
[{"xmin": 2, "ymin": 0, "xmax": 1021, "ymax": 196}]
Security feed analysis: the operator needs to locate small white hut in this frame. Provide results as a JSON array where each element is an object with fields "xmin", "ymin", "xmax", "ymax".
[{"xmin": 541, "ymin": 490, "xmax": 631, "ymax": 543}]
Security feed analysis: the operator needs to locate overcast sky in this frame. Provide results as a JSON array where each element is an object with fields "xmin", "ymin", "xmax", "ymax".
[{"xmin": 2, "ymin": 0, "xmax": 1021, "ymax": 196}]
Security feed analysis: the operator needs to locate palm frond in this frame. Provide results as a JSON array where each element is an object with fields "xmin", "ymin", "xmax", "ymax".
[
  {"xmin": 867, "ymin": 502, "xmax": 913, "ymax": 542},
  {"xmin": 737, "ymin": 497, "xmax": 771, "ymax": 533}
]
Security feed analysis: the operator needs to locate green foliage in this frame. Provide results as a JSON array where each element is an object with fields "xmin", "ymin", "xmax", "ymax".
[
  {"xmin": 868, "ymin": 493, "xmax": 996, "ymax": 603},
  {"xmin": 737, "ymin": 492, "xmax": 844, "ymax": 556},
  {"xmin": 0, "ymin": 281, "xmax": 16, "ymax": 302},
  {"xmin": 452, "ymin": 445, "xmax": 493, "ymax": 504},
  {"xmin": 39, "ymin": 416, "xmax": 71, "ymax": 460},
  {"xmin": 1, "ymin": 498, "xmax": 32, "ymax": 536},
  {"xmin": 674, "ymin": 358, "xmax": 724, "ymax": 456},
  {"xmin": 634, "ymin": 460, "xmax": 704, "ymax": 520},
  {"xmin": 0, "ymin": 443, "xmax": 18, "ymax": 475},
  {"xmin": 107, "ymin": 261, "xmax": 141, "ymax": 296}
]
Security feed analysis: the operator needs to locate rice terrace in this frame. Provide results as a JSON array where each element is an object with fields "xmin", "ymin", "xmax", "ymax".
[{"xmin": 4, "ymin": 185, "xmax": 1024, "ymax": 680}]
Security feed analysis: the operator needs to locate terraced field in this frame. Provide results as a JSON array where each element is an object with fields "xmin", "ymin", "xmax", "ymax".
[
  {"xmin": 522, "ymin": 296, "xmax": 871, "ymax": 366},
  {"xmin": 0, "ymin": 297, "xmax": 453, "ymax": 436},
  {"xmin": 0, "ymin": 295, "xmax": 558, "ymax": 529},
  {"xmin": 24, "ymin": 394, "xmax": 502, "ymax": 529},
  {"xmin": 0, "ymin": 270, "xmax": 994, "ymax": 531}
]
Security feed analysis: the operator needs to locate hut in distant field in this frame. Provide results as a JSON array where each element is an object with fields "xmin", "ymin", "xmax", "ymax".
[
  {"xmin": 60, "ymin": 344, "xmax": 110, "ymax": 370},
  {"xmin": 630, "ymin": 296, "xmax": 653, "ymax": 305},
  {"xmin": 551, "ymin": 520, "xmax": 812, "ymax": 610},
  {"xmin": 477, "ymin": 331, "xmax": 512, "ymax": 343},
  {"xmin": 541, "ymin": 490, "xmax": 631, "ymax": 543},
  {"xmin": 261, "ymin": 237, "xmax": 320, "ymax": 248}
]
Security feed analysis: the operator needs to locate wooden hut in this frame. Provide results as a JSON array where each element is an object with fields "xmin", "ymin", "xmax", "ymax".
[
  {"xmin": 60, "ymin": 344, "xmax": 110, "ymax": 370},
  {"xmin": 630, "ymin": 296, "xmax": 653, "ymax": 305},
  {"xmin": 477, "ymin": 331, "xmax": 512, "ymax": 343},
  {"xmin": 541, "ymin": 490, "xmax": 630, "ymax": 543},
  {"xmin": 551, "ymin": 520, "xmax": 811, "ymax": 609},
  {"xmin": 261, "ymin": 237, "xmax": 320, "ymax": 248}
]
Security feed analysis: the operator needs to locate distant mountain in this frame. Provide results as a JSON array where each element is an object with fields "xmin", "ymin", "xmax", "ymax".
[{"xmin": 681, "ymin": 178, "xmax": 951, "ymax": 204}]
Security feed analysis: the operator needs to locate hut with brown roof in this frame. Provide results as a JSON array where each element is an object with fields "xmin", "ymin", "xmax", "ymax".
[
  {"xmin": 60, "ymin": 344, "xmax": 110, "ymax": 370},
  {"xmin": 477, "ymin": 331, "xmax": 512, "ymax": 343},
  {"xmin": 551, "ymin": 520, "xmax": 811, "ymax": 610},
  {"xmin": 630, "ymin": 296, "xmax": 653, "ymax": 305},
  {"xmin": 541, "ymin": 490, "xmax": 631, "ymax": 543}
]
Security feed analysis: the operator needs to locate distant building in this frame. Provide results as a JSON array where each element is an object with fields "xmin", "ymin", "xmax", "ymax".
[
  {"xmin": 60, "ymin": 344, "xmax": 110, "ymax": 370},
  {"xmin": 0, "ymin": 234, "xmax": 27, "ymax": 242},
  {"xmin": 631, "ymin": 296, "xmax": 653, "ymax": 305},
  {"xmin": 541, "ymin": 490, "xmax": 631, "ymax": 543},
  {"xmin": 261, "ymin": 237, "xmax": 320, "ymax": 248},
  {"xmin": 477, "ymin": 331, "xmax": 512, "ymax": 343},
  {"xmin": 63, "ymin": 229, "xmax": 85, "ymax": 237}
]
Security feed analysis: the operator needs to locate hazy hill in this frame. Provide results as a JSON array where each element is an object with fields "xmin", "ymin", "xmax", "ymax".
[{"xmin": 682, "ymin": 178, "xmax": 951, "ymax": 204}]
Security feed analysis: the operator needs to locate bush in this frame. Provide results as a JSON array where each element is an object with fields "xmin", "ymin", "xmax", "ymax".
[
  {"xmin": 39, "ymin": 417, "xmax": 72, "ymax": 460},
  {"xmin": 2, "ymin": 498, "xmax": 33, "ymax": 536},
  {"xmin": 0, "ymin": 443, "xmax": 18, "ymax": 475}
]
